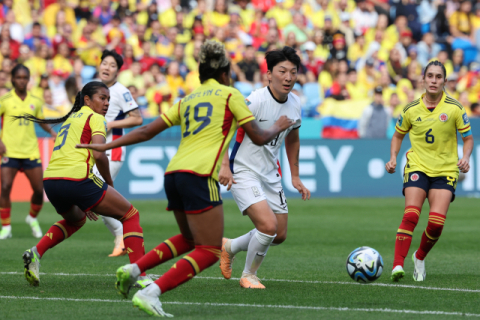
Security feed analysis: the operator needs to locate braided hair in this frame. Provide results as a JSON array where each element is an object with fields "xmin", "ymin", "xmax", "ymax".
[
  {"xmin": 198, "ymin": 40, "xmax": 231, "ymax": 83},
  {"xmin": 13, "ymin": 81, "xmax": 108, "ymax": 125}
]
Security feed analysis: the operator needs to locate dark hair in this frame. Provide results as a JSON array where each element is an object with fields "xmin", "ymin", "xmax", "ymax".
[
  {"xmin": 33, "ymin": 22, "xmax": 41, "ymax": 28},
  {"xmin": 423, "ymin": 60, "xmax": 447, "ymax": 80},
  {"xmin": 265, "ymin": 46, "xmax": 300, "ymax": 72},
  {"xmin": 11, "ymin": 64, "xmax": 30, "ymax": 79},
  {"xmin": 101, "ymin": 49, "xmax": 124, "ymax": 70},
  {"xmin": 13, "ymin": 81, "xmax": 108, "ymax": 125},
  {"xmin": 198, "ymin": 40, "xmax": 231, "ymax": 83},
  {"xmin": 347, "ymin": 67, "xmax": 356, "ymax": 74},
  {"xmin": 471, "ymin": 102, "xmax": 479, "ymax": 112}
]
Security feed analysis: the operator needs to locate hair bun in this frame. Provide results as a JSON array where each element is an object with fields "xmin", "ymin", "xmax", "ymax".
[{"xmin": 199, "ymin": 40, "xmax": 229, "ymax": 70}]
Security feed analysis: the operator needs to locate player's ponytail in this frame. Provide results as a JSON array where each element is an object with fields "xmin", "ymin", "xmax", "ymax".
[
  {"xmin": 12, "ymin": 81, "xmax": 108, "ymax": 125},
  {"xmin": 198, "ymin": 40, "xmax": 230, "ymax": 83}
]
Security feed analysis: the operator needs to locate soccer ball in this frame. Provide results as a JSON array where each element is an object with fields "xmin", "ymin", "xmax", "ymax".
[{"xmin": 346, "ymin": 246, "xmax": 383, "ymax": 283}]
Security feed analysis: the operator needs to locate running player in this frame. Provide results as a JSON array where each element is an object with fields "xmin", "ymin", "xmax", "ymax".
[
  {"xmin": 0, "ymin": 65, "xmax": 56, "ymax": 240},
  {"xmin": 78, "ymin": 41, "xmax": 294, "ymax": 317},
  {"xmin": 95, "ymin": 50, "xmax": 143, "ymax": 257},
  {"xmin": 386, "ymin": 60, "xmax": 473, "ymax": 282},
  {"xmin": 16, "ymin": 81, "xmax": 146, "ymax": 287},
  {"xmin": 219, "ymin": 47, "xmax": 311, "ymax": 289}
]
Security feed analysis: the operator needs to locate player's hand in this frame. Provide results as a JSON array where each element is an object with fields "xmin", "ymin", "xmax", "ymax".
[
  {"xmin": 76, "ymin": 144, "xmax": 108, "ymax": 152},
  {"xmin": 219, "ymin": 165, "xmax": 236, "ymax": 191},
  {"xmin": 457, "ymin": 157, "xmax": 470, "ymax": 173},
  {"xmin": 85, "ymin": 210, "xmax": 99, "ymax": 221},
  {"xmin": 292, "ymin": 176, "xmax": 310, "ymax": 200},
  {"xmin": 50, "ymin": 131, "xmax": 57, "ymax": 139},
  {"xmin": 0, "ymin": 141, "xmax": 6, "ymax": 155},
  {"xmin": 275, "ymin": 115, "xmax": 294, "ymax": 131},
  {"xmin": 385, "ymin": 159, "xmax": 396, "ymax": 174}
]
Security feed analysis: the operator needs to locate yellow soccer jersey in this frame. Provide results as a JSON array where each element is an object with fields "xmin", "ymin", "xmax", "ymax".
[
  {"xmin": 161, "ymin": 79, "xmax": 255, "ymax": 181},
  {"xmin": 0, "ymin": 91, "xmax": 44, "ymax": 159},
  {"xmin": 395, "ymin": 92, "xmax": 471, "ymax": 178},
  {"xmin": 44, "ymin": 106, "xmax": 107, "ymax": 181}
]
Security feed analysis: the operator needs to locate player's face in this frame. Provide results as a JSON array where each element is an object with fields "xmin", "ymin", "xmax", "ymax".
[
  {"xmin": 267, "ymin": 60, "xmax": 297, "ymax": 96},
  {"xmin": 85, "ymin": 87, "xmax": 110, "ymax": 116},
  {"xmin": 423, "ymin": 65, "xmax": 445, "ymax": 95},
  {"xmin": 12, "ymin": 69, "xmax": 29, "ymax": 92},
  {"xmin": 99, "ymin": 56, "xmax": 118, "ymax": 84}
]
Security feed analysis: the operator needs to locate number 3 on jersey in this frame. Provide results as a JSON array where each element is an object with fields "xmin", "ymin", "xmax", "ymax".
[
  {"xmin": 183, "ymin": 102, "xmax": 213, "ymax": 138},
  {"xmin": 53, "ymin": 123, "xmax": 71, "ymax": 151}
]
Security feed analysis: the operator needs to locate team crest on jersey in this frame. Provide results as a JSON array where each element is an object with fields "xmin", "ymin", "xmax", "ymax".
[
  {"xmin": 463, "ymin": 113, "xmax": 470, "ymax": 125},
  {"xmin": 439, "ymin": 113, "xmax": 448, "ymax": 122},
  {"xmin": 123, "ymin": 92, "xmax": 133, "ymax": 102},
  {"xmin": 30, "ymin": 104, "xmax": 35, "ymax": 110},
  {"xmin": 410, "ymin": 173, "xmax": 420, "ymax": 182},
  {"xmin": 245, "ymin": 99, "xmax": 251, "ymax": 106}
]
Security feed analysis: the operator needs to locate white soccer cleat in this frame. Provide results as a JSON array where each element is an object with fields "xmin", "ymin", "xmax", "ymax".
[
  {"xmin": 391, "ymin": 265, "xmax": 405, "ymax": 282},
  {"xmin": 0, "ymin": 226, "xmax": 12, "ymax": 239},
  {"xmin": 116, "ymin": 264, "xmax": 140, "ymax": 298},
  {"xmin": 412, "ymin": 251, "xmax": 426, "ymax": 281},
  {"xmin": 132, "ymin": 290, "xmax": 173, "ymax": 317},
  {"xmin": 26, "ymin": 215, "xmax": 43, "ymax": 238}
]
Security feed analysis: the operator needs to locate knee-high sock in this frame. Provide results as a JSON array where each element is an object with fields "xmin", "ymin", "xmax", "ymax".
[
  {"xmin": 36, "ymin": 216, "xmax": 87, "ymax": 258},
  {"xmin": 154, "ymin": 245, "xmax": 220, "ymax": 294},
  {"xmin": 29, "ymin": 204, "xmax": 42, "ymax": 218},
  {"xmin": 102, "ymin": 216, "xmax": 123, "ymax": 238},
  {"xmin": 120, "ymin": 206, "xmax": 145, "ymax": 275},
  {"xmin": 0, "ymin": 207, "xmax": 11, "ymax": 227},
  {"xmin": 416, "ymin": 212, "xmax": 445, "ymax": 260},
  {"xmin": 230, "ymin": 228, "xmax": 256, "ymax": 254},
  {"xmin": 136, "ymin": 234, "xmax": 194, "ymax": 273},
  {"xmin": 243, "ymin": 231, "xmax": 276, "ymax": 275},
  {"xmin": 393, "ymin": 206, "xmax": 420, "ymax": 268}
]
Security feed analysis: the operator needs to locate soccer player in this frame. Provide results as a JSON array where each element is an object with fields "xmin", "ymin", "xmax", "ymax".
[
  {"xmin": 218, "ymin": 47, "xmax": 311, "ymax": 289},
  {"xmin": 78, "ymin": 41, "xmax": 294, "ymax": 317},
  {"xmin": 95, "ymin": 50, "xmax": 143, "ymax": 258},
  {"xmin": 16, "ymin": 81, "xmax": 146, "ymax": 287},
  {"xmin": 386, "ymin": 60, "xmax": 473, "ymax": 282},
  {"xmin": 0, "ymin": 65, "xmax": 56, "ymax": 240}
]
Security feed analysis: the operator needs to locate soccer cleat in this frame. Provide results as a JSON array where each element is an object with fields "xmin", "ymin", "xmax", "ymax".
[
  {"xmin": 116, "ymin": 264, "xmax": 139, "ymax": 298},
  {"xmin": 132, "ymin": 290, "xmax": 173, "ymax": 318},
  {"xmin": 391, "ymin": 265, "xmax": 405, "ymax": 282},
  {"xmin": 239, "ymin": 273, "xmax": 266, "ymax": 289},
  {"xmin": 220, "ymin": 238, "xmax": 235, "ymax": 279},
  {"xmin": 412, "ymin": 251, "xmax": 426, "ymax": 281},
  {"xmin": 109, "ymin": 236, "xmax": 127, "ymax": 257},
  {"xmin": 23, "ymin": 248, "xmax": 40, "ymax": 286},
  {"xmin": 133, "ymin": 275, "xmax": 154, "ymax": 289},
  {"xmin": 26, "ymin": 215, "xmax": 42, "ymax": 238},
  {"xmin": 0, "ymin": 226, "xmax": 12, "ymax": 239}
]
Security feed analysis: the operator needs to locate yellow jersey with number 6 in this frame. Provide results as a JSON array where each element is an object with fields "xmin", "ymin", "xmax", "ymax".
[{"xmin": 395, "ymin": 92, "xmax": 471, "ymax": 179}]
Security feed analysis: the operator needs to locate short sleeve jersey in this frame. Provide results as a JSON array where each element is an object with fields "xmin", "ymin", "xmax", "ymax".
[
  {"xmin": 230, "ymin": 87, "xmax": 302, "ymax": 183},
  {"xmin": 0, "ymin": 90, "xmax": 44, "ymax": 159},
  {"xmin": 395, "ymin": 93, "xmax": 471, "ymax": 179},
  {"xmin": 160, "ymin": 79, "xmax": 255, "ymax": 181},
  {"xmin": 44, "ymin": 106, "xmax": 107, "ymax": 180}
]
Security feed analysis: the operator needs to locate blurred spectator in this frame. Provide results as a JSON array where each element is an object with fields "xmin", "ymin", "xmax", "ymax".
[
  {"xmin": 337, "ymin": 13, "xmax": 354, "ymax": 47},
  {"xmin": 352, "ymin": 0, "xmax": 378, "ymax": 35},
  {"xmin": 346, "ymin": 67, "xmax": 367, "ymax": 100},
  {"xmin": 236, "ymin": 45, "xmax": 260, "ymax": 86},
  {"xmin": 318, "ymin": 58, "xmax": 338, "ymax": 93},
  {"xmin": 303, "ymin": 41, "xmax": 323, "ymax": 79},
  {"xmin": 417, "ymin": 32, "xmax": 441, "ymax": 67},
  {"xmin": 358, "ymin": 86, "xmax": 391, "ymax": 138},
  {"xmin": 23, "ymin": 22, "xmax": 51, "ymax": 51},
  {"xmin": 93, "ymin": 0, "xmax": 115, "ymax": 26},
  {"xmin": 452, "ymin": 49, "xmax": 465, "ymax": 73},
  {"xmin": 42, "ymin": 88, "xmax": 68, "ymax": 118},
  {"xmin": 449, "ymin": 0, "xmax": 475, "ymax": 41},
  {"xmin": 446, "ymin": 73, "xmax": 460, "ymax": 99},
  {"xmin": 471, "ymin": 103, "xmax": 480, "ymax": 118},
  {"xmin": 0, "ymin": 70, "xmax": 8, "ymax": 89},
  {"xmin": 0, "ymin": 24, "xmax": 20, "ymax": 60},
  {"xmin": 330, "ymin": 33, "xmax": 347, "ymax": 62},
  {"xmin": 5, "ymin": 10, "xmax": 23, "ymax": 43},
  {"xmin": 327, "ymin": 72, "xmax": 349, "ymax": 101},
  {"xmin": 49, "ymin": 70, "xmax": 69, "ymax": 110}
]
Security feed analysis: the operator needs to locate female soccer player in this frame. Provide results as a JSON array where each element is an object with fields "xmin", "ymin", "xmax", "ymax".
[
  {"xmin": 386, "ymin": 60, "xmax": 473, "ymax": 282},
  {"xmin": 78, "ymin": 41, "xmax": 294, "ymax": 317},
  {"xmin": 16, "ymin": 81, "xmax": 145, "ymax": 287},
  {"xmin": 96, "ymin": 50, "xmax": 143, "ymax": 258},
  {"xmin": 0, "ymin": 65, "xmax": 56, "ymax": 240}
]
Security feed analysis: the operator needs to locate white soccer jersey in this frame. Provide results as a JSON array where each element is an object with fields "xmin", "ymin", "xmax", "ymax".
[
  {"xmin": 229, "ymin": 86, "xmax": 302, "ymax": 183},
  {"xmin": 105, "ymin": 82, "xmax": 138, "ymax": 162}
]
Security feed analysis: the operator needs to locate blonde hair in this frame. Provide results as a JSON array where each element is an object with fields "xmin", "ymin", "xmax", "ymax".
[{"xmin": 199, "ymin": 40, "xmax": 230, "ymax": 83}]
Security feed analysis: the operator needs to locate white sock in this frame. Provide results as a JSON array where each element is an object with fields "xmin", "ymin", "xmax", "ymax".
[
  {"xmin": 2, "ymin": 225, "xmax": 11, "ymax": 231},
  {"xmin": 141, "ymin": 282, "xmax": 161, "ymax": 297},
  {"xmin": 243, "ymin": 231, "xmax": 275, "ymax": 275},
  {"xmin": 231, "ymin": 228, "xmax": 256, "ymax": 255},
  {"xmin": 102, "ymin": 216, "xmax": 123, "ymax": 237},
  {"xmin": 131, "ymin": 263, "xmax": 141, "ymax": 278}
]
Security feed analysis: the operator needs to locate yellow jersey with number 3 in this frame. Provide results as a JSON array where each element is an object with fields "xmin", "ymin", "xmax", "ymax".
[
  {"xmin": 395, "ymin": 92, "xmax": 471, "ymax": 179},
  {"xmin": 44, "ymin": 106, "xmax": 107, "ymax": 181},
  {"xmin": 160, "ymin": 79, "xmax": 255, "ymax": 181},
  {"xmin": 0, "ymin": 90, "xmax": 44, "ymax": 159}
]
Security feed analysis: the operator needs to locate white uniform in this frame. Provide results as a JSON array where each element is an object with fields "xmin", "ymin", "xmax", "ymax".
[{"xmin": 229, "ymin": 86, "xmax": 301, "ymax": 214}]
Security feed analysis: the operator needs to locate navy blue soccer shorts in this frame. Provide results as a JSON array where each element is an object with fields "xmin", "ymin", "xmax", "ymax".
[
  {"xmin": 403, "ymin": 171, "xmax": 456, "ymax": 202},
  {"xmin": 1, "ymin": 157, "xmax": 42, "ymax": 171}
]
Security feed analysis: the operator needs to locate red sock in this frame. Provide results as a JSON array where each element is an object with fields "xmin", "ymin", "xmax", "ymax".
[
  {"xmin": 36, "ymin": 216, "xmax": 86, "ymax": 257},
  {"xmin": 0, "ymin": 207, "xmax": 11, "ymax": 227},
  {"xmin": 136, "ymin": 234, "xmax": 194, "ymax": 273},
  {"xmin": 154, "ymin": 245, "xmax": 221, "ymax": 294},
  {"xmin": 120, "ymin": 206, "xmax": 145, "ymax": 274},
  {"xmin": 393, "ymin": 206, "xmax": 420, "ymax": 268},
  {"xmin": 29, "ymin": 203, "xmax": 43, "ymax": 218},
  {"xmin": 416, "ymin": 212, "xmax": 445, "ymax": 260}
]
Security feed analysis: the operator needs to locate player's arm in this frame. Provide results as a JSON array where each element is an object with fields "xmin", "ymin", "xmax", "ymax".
[
  {"xmin": 107, "ymin": 108, "xmax": 143, "ymax": 131},
  {"xmin": 241, "ymin": 116, "xmax": 294, "ymax": 145},
  {"xmin": 219, "ymin": 150, "xmax": 236, "ymax": 191},
  {"xmin": 0, "ymin": 105, "xmax": 5, "ymax": 155},
  {"xmin": 39, "ymin": 123, "xmax": 57, "ymax": 139},
  {"xmin": 458, "ymin": 135, "xmax": 473, "ymax": 173},
  {"xmin": 91, "ymin": 134, "xmax": 114, "ymax": 187},
  {"xmin": 285, "ymin": 128, "xmax": 310, "ymax": 200},
  {"xmin": 385, "ymin": 131, "xmax": 406, "ymax": 174}
]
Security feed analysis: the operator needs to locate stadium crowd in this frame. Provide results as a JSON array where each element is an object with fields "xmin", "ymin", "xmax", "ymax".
[{"xmin": 1, "ymin": 0, "xmax": 480, "ymax": 138}]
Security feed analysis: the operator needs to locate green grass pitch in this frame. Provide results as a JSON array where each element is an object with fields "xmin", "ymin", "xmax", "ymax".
[{"xmin": 1, "ymin": 198, "xmax": 480, "ymax": 319}]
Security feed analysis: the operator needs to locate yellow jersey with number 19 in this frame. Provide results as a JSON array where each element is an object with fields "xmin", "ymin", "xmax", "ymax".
[
  {"xmin": 0, "ymin": 90, "xmax": 44, "ymax": 159},
  {"xmin": 395, "ymin": 92, "xmax": 471, "ymax": 179},
  {"xmin": 44, "ymin": 106, "xmax": 107, "ymax": 181},
  {"xmin": 160, "ymin": 79, "xmax": 255, "ymax": 181}
]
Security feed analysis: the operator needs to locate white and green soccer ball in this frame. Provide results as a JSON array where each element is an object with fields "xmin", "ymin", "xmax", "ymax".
[{"xmin": 346, "ymin": 246, "xmax": 383, "ymax": 283}]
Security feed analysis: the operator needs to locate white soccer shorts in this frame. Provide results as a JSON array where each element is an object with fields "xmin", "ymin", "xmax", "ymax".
[{"xmin": 93, "ymin": 160, "xmax": 123, "ymax": 182}]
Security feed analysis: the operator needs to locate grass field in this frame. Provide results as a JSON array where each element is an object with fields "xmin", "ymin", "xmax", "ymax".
[{"xmin": 1, "ymin": 198, "xmax": 480, "ymax": 319}]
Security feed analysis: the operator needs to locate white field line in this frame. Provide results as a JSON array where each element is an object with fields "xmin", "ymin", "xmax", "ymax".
[
  {"xmin": 2, "ymin": 271, "xmax": 480, "ymax": 294},
  {"xmin": 0, "ymin": 295, "xmax": 479, "ymax": 317}
]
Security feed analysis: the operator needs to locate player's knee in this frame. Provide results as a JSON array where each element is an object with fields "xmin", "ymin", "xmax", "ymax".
[
  {"xmin": 1, "ymin": 183, "xmax": 13, "ymax": 196},
  {"xmin": 273, "ymin": 232, "xmax": 287, "ymax": 244},
  {"xmin": 256, "ymin": 221, "xmax": 277, "ymax": 236},
  {"xmin": 32, "ymin": 187, "xmax": 43, "ymax": 199}
]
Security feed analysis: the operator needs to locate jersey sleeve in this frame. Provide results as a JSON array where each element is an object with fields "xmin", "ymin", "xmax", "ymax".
[
  {"xmin": 119, "ymin": 87, "xmax": 139, "ymax": 113},
  {"xmin": 90, "ymin": 114, "xmax": 107, "ymax": 138},
  {"xmin": 456, "ymin": 107, "xmax": 472, "ymax": 137},
  {"xmin": 230, "ymin": 91, "xmax": 255, "ymax": 125},
  {"xmin": 395, "ymin": 109, "xmax": 411, "ymax": 134},
  {"xmin": 35, "ymin": 100, "xmax": 44, "ymax": 119},
  {"xmin": 160, "ymin": 100, "xmax": 181, "ymax": 127}
]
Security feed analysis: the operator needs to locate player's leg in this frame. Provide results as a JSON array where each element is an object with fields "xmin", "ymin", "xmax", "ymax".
[
  {"xmin": 272, "ymin": 213, "xmax": 288, "ymax": 245},
  {"xmin": 0, "ymin": 164, "xmax": 19, "ymax": 239},
  {"xmin": 23, "ymin": 165, "xmax": 44, "ymax": 238}
]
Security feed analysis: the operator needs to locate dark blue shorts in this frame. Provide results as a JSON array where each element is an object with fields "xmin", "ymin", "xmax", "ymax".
[
  {"xmin": 1, "ymin": 157, "xmax": 42, "ymax": 171},
  {"xmin": 44, "ymin": 175, "xmax": 108, "ymax": 214},
  {"xmin": 403, "ymin": 171, "xmax": 456, "ymax": 202},
  {"xmin": 165, "ymin": 172, "xmax": 222, "ymax": 214}
]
